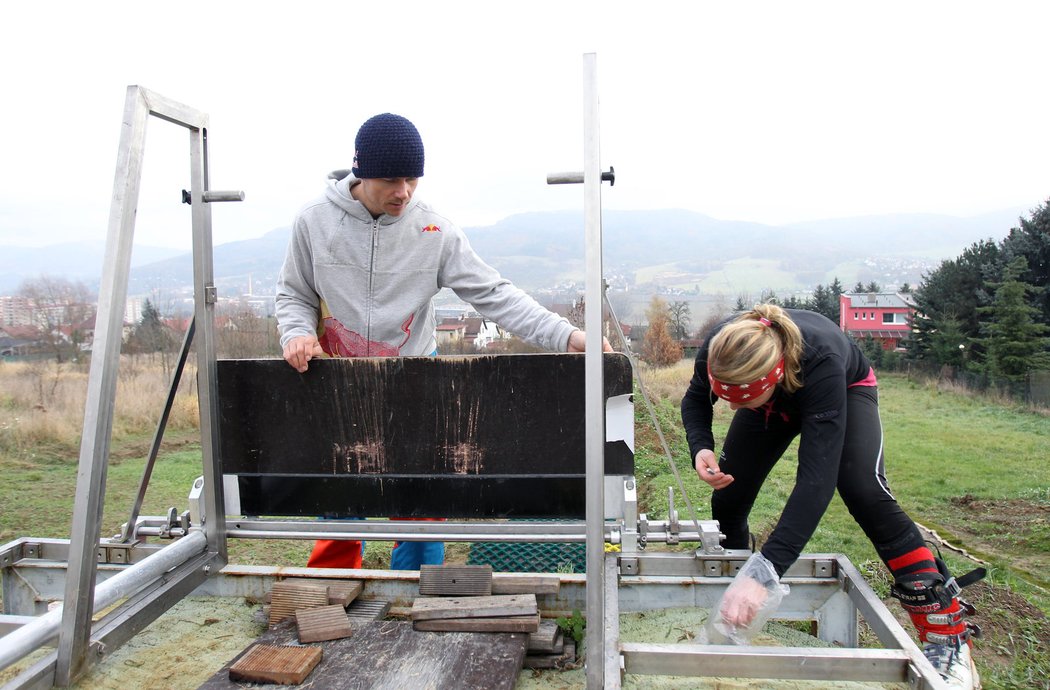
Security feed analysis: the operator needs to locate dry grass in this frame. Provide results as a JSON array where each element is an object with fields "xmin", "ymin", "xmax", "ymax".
[
  {"xmin": 635, "ymin": 358, "xmax": 694, "ymax": 401},
  {"xmin": 0, "ymin": 357, "xmax": 200, "ymax": 458}
]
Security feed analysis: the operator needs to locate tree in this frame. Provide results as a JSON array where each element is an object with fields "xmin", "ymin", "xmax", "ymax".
[
  {"xmin": 17, "ymin": 275, "xmax": 95, "ymax": 363},
  {"xmin": 134, "ymin": 300, "xmax": 172, "ymax": 353},
  {"xmin": 999, "ymin": 198, "xmax": 1050, "ymax": 327},
  {"xmin": 809, "ymin": 281, "xmax": 841, "ymax": 323},
  {"xmin": 864, "ymin": 281, "xmax": 881, "ymax": 293},
  {"xmin": 926, "ymin": 312, "xmax": 969, "ymax": 368},
  {"xmin": 975, "ymin": 256, "xmax": 1050, "ymax": 380},
  {"xmin": 909, "ymin": 239, "xmax": 1003, "ymax": 364},
  {"xmin": 641, "ymin": 296, "xmax": 682, "ymax": 367},
  {"xmin": 667, "ymin": 301, "xmax": 691, "ymax": 340}
]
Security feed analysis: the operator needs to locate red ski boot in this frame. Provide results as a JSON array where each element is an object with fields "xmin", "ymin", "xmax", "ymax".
[{"xmin": 891, "ymin": 556, "xmax": 984, "ymax": 689}]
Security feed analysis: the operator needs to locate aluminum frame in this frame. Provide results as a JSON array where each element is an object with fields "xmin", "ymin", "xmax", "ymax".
[{"xmin": 42, "ymin": 85, "xmax": 228, "ymax": 687}]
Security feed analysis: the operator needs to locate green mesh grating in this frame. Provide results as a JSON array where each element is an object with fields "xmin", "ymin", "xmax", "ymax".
[{"xmin": 468, "ymin": 540, "xmax": 586, "ymax": 573}]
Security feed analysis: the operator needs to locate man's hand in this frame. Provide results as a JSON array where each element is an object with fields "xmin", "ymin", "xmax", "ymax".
[
  {"xmin": 283, "ymin": 335, "xmax": 325, "ymax": 373},
  {"xmin": 695, "ymin": 449, "xmax": 734, "ymax": 490},
  {"xmin": 567, "ymin": 329, "xmax": 613, "ymax": 353}
]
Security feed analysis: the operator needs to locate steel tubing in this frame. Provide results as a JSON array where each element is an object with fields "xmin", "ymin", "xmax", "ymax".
[{"xmin": 0, "ymin": 530, "xmax": 207, "ymax": 673}]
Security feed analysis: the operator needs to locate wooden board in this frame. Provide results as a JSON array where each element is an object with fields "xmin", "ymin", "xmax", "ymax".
[
  {"xmin": 345, "ymin": 598, "xmax": 391, "ymax": 622},
  {"xmin": 419, "ymin": 564, "xmax": 492, "ymax": 596},
  {"xmin": 296, "ymin": 605, "xmax": 353, "ymax": 643},
  {"xmin": 269, "ymin": 581, "xmax": 330, "ymax": 628},
  {"xmin": 218, "ymin": 353, "xmax": 633, "ymax": 519},
  {"xmin": 523, "ymin": 639, "xmax": 577, "ymax": 670},
  {"xmin": 264, "ymin": 579, "xmax": 363, "ymax": 607},
  {"xmin": 491, "ymin": 574, "xmax": 561, "ymax": 595},
  {"xmin": 410, "ymin": 594, "xmax": 536, "ymax": 621},
  {"xmin": 527, "ymin": 619, "xmax": 564, "ymax": 653},
  {"xmin": 228, "ymin": 644, "xmax": 322, "ymax": 685},
  {"xmin": 413, "ymin": 612, "xmax": 540, "ymax": 633},
  {"xmin": 199, "ymin": 619, "xmax": 527, "ymax": 690}
]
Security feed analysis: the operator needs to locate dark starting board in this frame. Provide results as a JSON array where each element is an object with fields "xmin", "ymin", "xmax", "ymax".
[
  {"xmin": 218, "ymin": 353, "xmax": 633, "ymax": 519},
  {"xmin": 198, "ymin": 618, "xmax": 528, "ymax": 690}
]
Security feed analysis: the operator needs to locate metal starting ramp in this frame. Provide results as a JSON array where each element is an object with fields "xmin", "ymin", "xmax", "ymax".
[{"xmin": 0, "ymin": 60, "xmax": 952, "ymax": 690}]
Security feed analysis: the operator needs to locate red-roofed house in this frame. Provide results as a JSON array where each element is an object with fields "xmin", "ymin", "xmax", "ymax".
[{"xmin": 839, "ymin": 292, "xmax": 915, "ymax": 350}]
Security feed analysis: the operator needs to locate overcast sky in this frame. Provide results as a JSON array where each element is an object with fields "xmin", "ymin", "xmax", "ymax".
[{"xmin": 2, "ymin": 1, "xmax": 1048, "ymax": 251}]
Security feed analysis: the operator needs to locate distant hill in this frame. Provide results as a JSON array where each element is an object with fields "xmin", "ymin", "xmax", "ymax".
[
  {"xmin": 0, "ymin": 242, "xmax": 183, "ymax": 294},
  {"xmin": 0, "ymin": 207, "xmax": 1028, "ymax": 299}
]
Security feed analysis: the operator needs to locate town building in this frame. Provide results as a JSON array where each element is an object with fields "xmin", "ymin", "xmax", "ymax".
[{"xmin": 838, "ymin": 292, "xmax": 916, "ymax": 350}]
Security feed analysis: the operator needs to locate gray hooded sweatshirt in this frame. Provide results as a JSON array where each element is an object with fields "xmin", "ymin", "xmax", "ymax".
[{"xmin": 276, "ymin": 173, "xmax": 576, "ymax": 357}]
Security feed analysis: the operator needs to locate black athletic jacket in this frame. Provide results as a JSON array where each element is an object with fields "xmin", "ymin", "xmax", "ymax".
[{"xmin": 680, "ymin": 309, "xmax": 872, "ymax": 576}]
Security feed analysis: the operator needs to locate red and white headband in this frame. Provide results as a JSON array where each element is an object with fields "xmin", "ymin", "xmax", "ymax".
[{"xmin": 708, "ymin": 358, "xmax": 784, "ymax": 403}]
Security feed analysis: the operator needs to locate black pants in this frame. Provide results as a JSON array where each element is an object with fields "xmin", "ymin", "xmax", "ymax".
[{"xmin": 711, "ymin": 386, "xmax": 924, "ymax": 565}]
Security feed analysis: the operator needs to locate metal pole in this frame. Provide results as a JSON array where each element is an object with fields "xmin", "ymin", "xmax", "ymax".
[
  {"xmin": 582, "ymin": 52, "xmax": 606, "ymax": 690},
  {"xmin": 0, "ymin": 531, "xmax": 207, "ymax": 674},
  {"xmin": 122, "ymin": 317, "xmax": 196, "ymax": 542},
  {"xmin": 54, "ymin": 85, "xmax": 149, "ymax": 686},
  {"xmin": 190, "ymin": 127, "xmax": 228, "ymax": 564}
]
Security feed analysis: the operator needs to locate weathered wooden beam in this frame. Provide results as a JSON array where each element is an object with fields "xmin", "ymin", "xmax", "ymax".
[{"xmin": 410, "ymin": 594, "xmax": 537, "ymax": 622}]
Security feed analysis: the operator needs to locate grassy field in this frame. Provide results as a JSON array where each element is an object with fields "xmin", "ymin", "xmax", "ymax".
[{"xmin": 1, "ymin": 357, "xmax": 1048, "ymax": 687}]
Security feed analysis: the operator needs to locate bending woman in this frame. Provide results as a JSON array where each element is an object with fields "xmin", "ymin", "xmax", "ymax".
[{"xmin": 680, "ymin": 304, "xmax": 981, "ymax": 689}]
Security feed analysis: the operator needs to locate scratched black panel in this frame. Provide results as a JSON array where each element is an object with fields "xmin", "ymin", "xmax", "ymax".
[
  {"xmin": 217, "ymin": 353, "xmax": 633, "ymax": 518},
  {"xmin": 234, "ymin": 475, "xmax": 596, "ymax": 518}
]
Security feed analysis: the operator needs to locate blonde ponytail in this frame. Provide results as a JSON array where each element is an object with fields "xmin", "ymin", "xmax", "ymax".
[{"xmin": 708, "ymin": 304, "xmax": 804, "ymax": 393}]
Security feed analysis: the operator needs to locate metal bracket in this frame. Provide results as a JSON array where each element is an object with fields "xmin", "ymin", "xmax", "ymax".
[
  {"xmin": 666, "ymin": 487, "xmax": 680, "ymax": 545},
  {"xmin": 96, "ymin": 542, "xmax": 136, "ymax": 565}
]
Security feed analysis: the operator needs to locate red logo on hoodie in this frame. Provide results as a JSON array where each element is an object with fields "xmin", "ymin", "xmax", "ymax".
[{"xmin": 421, "ymin": 224, "xmax": 441, "ymax": 233}]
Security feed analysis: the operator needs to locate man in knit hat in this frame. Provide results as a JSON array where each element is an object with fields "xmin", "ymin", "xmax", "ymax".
[{"xmin": 276, "ymin": 112, "xmax": 609, "ymax": 570}]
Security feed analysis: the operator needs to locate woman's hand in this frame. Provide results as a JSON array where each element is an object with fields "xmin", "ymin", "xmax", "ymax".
[
  {"xmin": 719, "ymin": 575, "xmax": 769, "ymax": 627},
  {"xmin": 706, "ymin": 552, "xmax": 789, "ymax": 645},
  {"xmin": 695, "ymin": 449, "xmax": 733, "ymax": 489}
]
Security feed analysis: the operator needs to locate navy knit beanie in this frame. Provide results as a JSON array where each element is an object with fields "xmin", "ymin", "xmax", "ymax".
[{"xmin": 351, "ymin": 113, "xmax": 425, "ymax": 179}]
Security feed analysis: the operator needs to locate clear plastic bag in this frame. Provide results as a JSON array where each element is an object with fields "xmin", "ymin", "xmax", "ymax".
[{"xmin": 705, "ymin": 552, "xmax": 790, "ymax": 645}]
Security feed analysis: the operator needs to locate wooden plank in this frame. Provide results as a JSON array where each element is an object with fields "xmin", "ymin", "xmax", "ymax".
[
  {"xmin": 523, "ymin": 640, "xmax": 577, "ymax": 670},
  {"xmin": 413, "ymin": 612, "xmax": 540, "ymax": 633},
  {"xmin": 419, "ymin": 564, "xmax": 492, "ymax": 596},
  {"xmin": 296, "ymin": 578, "xmax": 364, "ymax": 607},
  {"xmin": 410, "ymin": 594, "xmax": 536, "ymax": 622},
  {"xmin": 345, "ymin": 598, "xmax": 391, "ymax": 622},
  {"xmin": 296, "ymin": 605, "xmax": 353, "ymax": 643},
  {"xmin": 491, "ymin": 574, "xmax": 561, "ymax": 595},
  {"xmin": 527, "ymin": 619, "xmax": 563, "ymax": 653},
  {"xmin": 269, "ymin": 581, "xmax": 330, "ymax": 628},
  {"xmin": 263, "ymin": 579, "xmax": 363, "ymax": 607},
  {"xmin": 200, "ymin": 619, "xmax": 527, "ymax": 690},
  {"xmin": 228, "ymin": 644, "xmax": 322, "ymax": 685}
]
